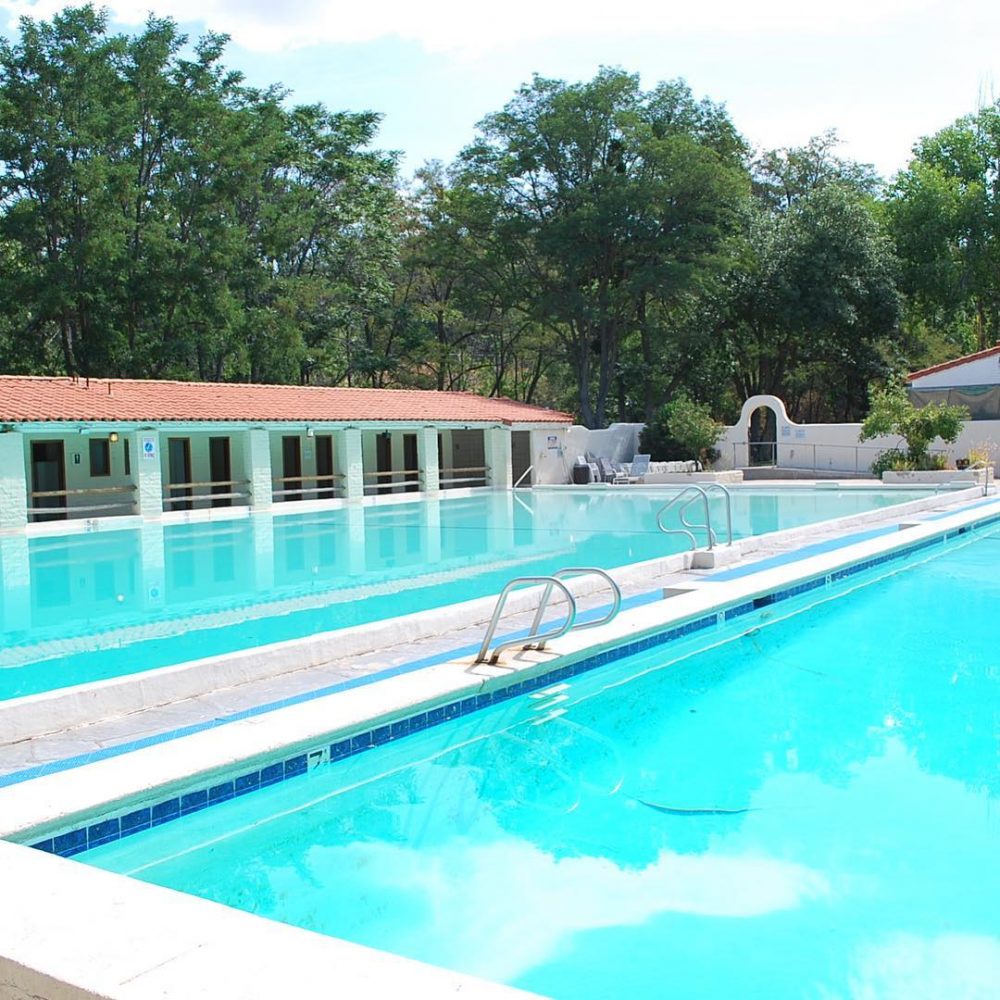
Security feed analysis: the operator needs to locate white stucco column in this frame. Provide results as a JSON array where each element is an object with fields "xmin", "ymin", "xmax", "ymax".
[
  {"xmin": 484, "ymin": 427, "xmax": 513, "ymax": 489},
  {"xmin": 0, "ymin": 432, "xmax": 28, "ymax": 530},
  {"xmin": 245, "ymin": 429, "xmax": 273, "ymax": 511},
  {"xmin": 417, "ymin": 426, "xmax": 439, "ymax": 494},
  {"xmin": 131, "ymin": 430, "xmax": 164, "ymax": 518},
  {"xmin": 335, "ymin": 428, "xmax": 364, "ymax": 501}
]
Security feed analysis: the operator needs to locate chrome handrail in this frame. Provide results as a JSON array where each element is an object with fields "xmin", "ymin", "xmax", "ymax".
[
  {"xmin": 656, "ymin": 483, "xmax": 733, "ymax": 550},
  {"xmin": 476, "ymin": 576, "xmax": 577, "ymax": 665},
  {"xmin": 527, "ymin": 567, "xmax": 622, "ymax": 650},
  {"xmin": 513, "ymin": 464, "xmax": 534, "ymax": 489},
  {"xmin": 968, "ymin": 460, "xmax": 994, "ymax": 497}
]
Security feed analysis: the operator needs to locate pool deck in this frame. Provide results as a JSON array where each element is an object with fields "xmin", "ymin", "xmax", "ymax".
[{"xmin": 0, "ymin": 482, "xmax": 993, "ymax": 783}]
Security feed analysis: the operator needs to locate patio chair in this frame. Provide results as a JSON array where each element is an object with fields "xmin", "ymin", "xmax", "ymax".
[
  {"xmin": 597, "ymin": 457, "xmax": 628, "ymax": 484},
  {"xmin": 626, "ymin": 454, "xmax": 651, "ymax": 483}
]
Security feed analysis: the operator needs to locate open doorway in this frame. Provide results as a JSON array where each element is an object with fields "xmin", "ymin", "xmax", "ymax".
[
  {"xmin": 167, "ymin": 437, "xmax": 193, "ymax": 511},
  {"xmin": 748, "ymin": 406, "xmax": 777, "ymax": 466},
  {"xmin": 209, "ymin": 437, "xmax": 231, "ymax": 508},
  {"xmin": 30, "ymin": 440, "xmax": 66, "ymax": 521},
  {"xmin": 512, "ymin": 431, "xmax": 531, "ymax": 487}
]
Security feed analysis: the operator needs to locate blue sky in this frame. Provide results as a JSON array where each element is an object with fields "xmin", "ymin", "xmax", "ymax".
[{"xmin": 3, "ymin": 1, "xmax": 999, "ymax": 180}]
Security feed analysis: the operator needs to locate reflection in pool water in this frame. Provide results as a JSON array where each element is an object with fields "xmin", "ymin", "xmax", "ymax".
[
  {"xmin": 1, "ymin": 487, "xmax": 933, "ymax": 699},
  {"xmin": 86, "ymin": 527, "xmax": 1000, "ymax": 997}
]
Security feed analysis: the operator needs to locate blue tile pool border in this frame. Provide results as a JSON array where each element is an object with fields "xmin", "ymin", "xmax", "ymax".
[{"xmin": 21, "ymin": 506, "xmax": 1000, "ymax": 859}]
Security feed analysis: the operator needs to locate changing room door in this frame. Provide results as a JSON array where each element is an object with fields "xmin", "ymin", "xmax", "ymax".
[
  {"xmin": 315, "ymin": 435, "xmax": 334, "ymax": 500},
  {"xmin": 282, "ymin": 436, "xmax": 303, "ymax": 501},
  {"xmin": 209, "ymin": 437, "xmax": 231, "ymax": 508},
  {"xmin": 30, "ymin": 440, "xmax": 66, "ymax": 522},
  {"xmin": 167, "ymin": 438, "xmax": 192, "ymax": 511}
]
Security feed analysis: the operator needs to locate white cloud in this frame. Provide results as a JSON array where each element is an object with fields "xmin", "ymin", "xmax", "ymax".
[
  {"xmin": 847, "ymin": 932, "xmax": 1000, "ymax": 1000},
  {"xmin": 0, "ymin": 0, "xmax": 948, "ymax": 55},
  {"xmin": 291, "ymin": 837, "xmax": 829, "ymax": 982}
]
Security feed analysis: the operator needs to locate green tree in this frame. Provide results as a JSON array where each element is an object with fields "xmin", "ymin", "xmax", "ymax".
[
  {"xmin": 717, "ymin": 138, "xmax": 900, "ymax": 421},
  {"xmin": 887, "ymin": 105, "xmax": 1000, "ymax": 354},
  {"xmin": 457, "ymin": 68, "xmax": 748, "ymax": 427},
  {"xmin": 0, "ymin": 5, "xmax": 398, "ymax": 382}
]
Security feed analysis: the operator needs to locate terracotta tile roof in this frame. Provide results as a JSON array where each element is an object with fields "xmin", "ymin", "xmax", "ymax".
[
  {"xmin": 0, "ymin": 376, "xmax": 572, "ymax": 426},
  {"xmin": 906, "ymin": 344, "xmax": 1000, "ymax": 382}
]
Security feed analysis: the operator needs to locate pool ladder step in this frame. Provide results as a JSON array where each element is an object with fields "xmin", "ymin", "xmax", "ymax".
[
  {"xmin": 656, "ymin": 483, "xmax": 734, "ymax": 550},
  {"xmin": 475, "ymin": 567, "xmax": 622, "ymax": 665}
]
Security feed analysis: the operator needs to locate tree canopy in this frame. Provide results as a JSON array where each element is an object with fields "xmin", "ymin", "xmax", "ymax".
[
  {"xmin": 0, "ymin": 5, "xmax": 397, "ymax": 381},
  {"xmin": 0, "ymin": 5, "xmax": 997, "ymax": 431}
]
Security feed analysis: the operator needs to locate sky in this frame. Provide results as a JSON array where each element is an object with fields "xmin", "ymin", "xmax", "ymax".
[{"xmin": 2, "ymin": 1, "xmax": 999, "ymax": 180}]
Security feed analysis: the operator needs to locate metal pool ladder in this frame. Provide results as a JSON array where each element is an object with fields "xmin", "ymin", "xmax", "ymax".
[
  {"xmin": 475, "ymin": 567, "xmax": 622, "ymax": 665},
  {"xmin": 656, "ymin": 483, "xmax": 734, "ymax": 550}
]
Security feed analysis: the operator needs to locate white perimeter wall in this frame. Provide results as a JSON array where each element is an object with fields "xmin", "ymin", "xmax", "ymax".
[
  {"xmin": 529, "ymin": 423, "xmax": 643, "ymax": 485},
  {"xmin": 716, "ymin": 394, "xmax": 1000, "ymax": 474},
  {"xmin": 514, "ymin": 394, "xmax": 1000, "ymax": 484}
]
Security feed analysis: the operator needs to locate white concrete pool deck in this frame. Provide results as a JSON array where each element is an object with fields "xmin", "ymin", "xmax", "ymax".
[
  {"xmin": 2, "ymin": 483, "xmax": 999, "ymax": 1000},
  {"xmin": 0, "ymin": 482, "xmax": 990, "ymax": 781}
]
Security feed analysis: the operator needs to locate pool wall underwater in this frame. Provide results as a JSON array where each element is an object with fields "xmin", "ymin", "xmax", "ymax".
[{"xmin": 1, "ymin": 494, "xmax": 999, "ymax": 999}]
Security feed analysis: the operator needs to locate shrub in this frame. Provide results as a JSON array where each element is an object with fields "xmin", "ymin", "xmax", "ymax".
[
  {"xmin": 967, "ymin": 443, "xmax": 995, "ymax": 467},
  {"xmin": 869, "ymin": 448, "xmax": 911, "ymax": 476},
  {"xmin": 860, "ymin": 382, "xmax": 968, "ymax": 468},
  {"xmin": 641, "ymin": 394, "xmax": 724, "ymax": 466}
]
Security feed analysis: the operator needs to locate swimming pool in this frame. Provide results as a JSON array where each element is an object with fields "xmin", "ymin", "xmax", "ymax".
[
  {"xmin": 0, "ymin": 486, "xmax": 946, "ymax": 700},
  {"xmin": 78, "ymin": 522, "xmax": 1000, "ymax": 998}
]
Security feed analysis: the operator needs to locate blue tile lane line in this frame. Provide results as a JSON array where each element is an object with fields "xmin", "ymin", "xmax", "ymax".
[
  {"xmin": 20, "ymin": 508, "xmax": 1000, "ymax": 860},
  {"xmin": 703, "ymin": 524, "xmax": 900, "ymax": 581}
]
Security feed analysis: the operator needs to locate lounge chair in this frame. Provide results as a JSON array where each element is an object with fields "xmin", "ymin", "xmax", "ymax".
[
  {"xmin": 597, "ymin": 457, "xmax": 628, "ymax": 484},
  {"xmin": 626, "ymin": 454, "xmax": 651, "ymax": 483}
]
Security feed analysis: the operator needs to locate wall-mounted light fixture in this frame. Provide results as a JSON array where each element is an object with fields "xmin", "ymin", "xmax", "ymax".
[
  {"xmin": 306, "ymin": 427, "xmax": 315, "ymax": 438},
  {"xmin": 109, "ymin": 431, "xmax": 120, "ymax": 444}
]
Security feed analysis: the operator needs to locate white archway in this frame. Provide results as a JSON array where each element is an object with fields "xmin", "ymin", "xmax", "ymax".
[{"xmin": 739, "ymin": 395, "xmax": 788, "ymax": 467}]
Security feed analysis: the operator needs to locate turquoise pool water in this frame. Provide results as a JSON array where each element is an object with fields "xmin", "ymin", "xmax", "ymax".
[
  {"xmin": 84, "ymin": 526, "xmax": 1000, "ymax": 998},
  {"xmin": 0, "ymin": 487, "xmax": 935, "ymax": 700}
]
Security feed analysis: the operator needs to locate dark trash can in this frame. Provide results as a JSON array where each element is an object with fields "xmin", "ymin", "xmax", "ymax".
[{"xmin": 572, "ymin": 462, "xmax": 592, "ymax": 485}]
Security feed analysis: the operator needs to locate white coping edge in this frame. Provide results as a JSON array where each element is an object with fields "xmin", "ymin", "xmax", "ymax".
[
  {"xmin": 0, "ymin": 839, "xmax": 534, "ymax": 1000},
  {"xmin": 0, "ymin": 486, "xmax": 983, "ymax": 744},
  {"xmin": 1, "ymin": 490, "xmax": 997, "ymax": 1000}
]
